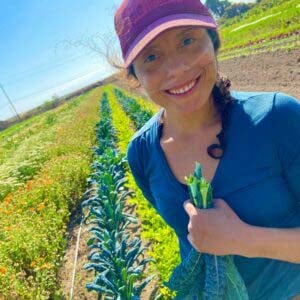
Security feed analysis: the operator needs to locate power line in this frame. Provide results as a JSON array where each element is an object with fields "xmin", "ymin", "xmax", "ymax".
[
  {"xmin": 1, "ymin": 51, "xmax": 99, "ymax": 85},
  {"xmin": 0, "ymin": 83, "xmax": 21, "ymax": 121},
  {"xmin": 11, "ymin": 68, "xmax": 104, "ymax": 104}
]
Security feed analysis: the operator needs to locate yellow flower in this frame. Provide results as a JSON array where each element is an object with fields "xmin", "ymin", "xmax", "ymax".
[
  {"xmin": 40, "ymin": 263, "xmax": 52, "ymax": 269},
  {"xmin": 30, "ymin": 261, "xmax": 37, "ymax": 268}
]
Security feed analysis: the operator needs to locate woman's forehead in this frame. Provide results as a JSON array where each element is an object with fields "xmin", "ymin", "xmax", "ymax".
[{"xmin": 142, "ymin": 26, "xmax": 204, "ymax": 51}]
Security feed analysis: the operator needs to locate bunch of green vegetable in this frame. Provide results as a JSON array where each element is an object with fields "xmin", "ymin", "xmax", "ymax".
[
  {"xmin": 82, "ymin": 93, "xmax": 155, "ymax": 299},
  {"xmin": 164, "ymin": 162, "xmax": 249, "ymax": 300}
]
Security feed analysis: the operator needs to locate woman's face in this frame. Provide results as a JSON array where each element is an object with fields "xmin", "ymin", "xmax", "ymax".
[{"xmin": 132, "ymin": 26, "xmax": 217, "ymax": 116}]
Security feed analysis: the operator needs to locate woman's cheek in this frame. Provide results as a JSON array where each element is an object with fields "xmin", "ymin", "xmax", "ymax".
[{"xmin": 196, "ymin": 48, "xmax": 215, "ymax": 65}]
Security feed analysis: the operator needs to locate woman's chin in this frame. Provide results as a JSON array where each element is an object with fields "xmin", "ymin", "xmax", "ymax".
[{"xmin": 177, "ymin": 101, "xmax": 208, "ymax": 116}]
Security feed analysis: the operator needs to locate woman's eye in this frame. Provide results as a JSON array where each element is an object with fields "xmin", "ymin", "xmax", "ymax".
[
  {"xmin": 145, "ymin": 54, "xmax": 157, "ymax": 62},
  {"xmin": 183, "ymin": 37, "xmax": 194, "ymax": 46}
]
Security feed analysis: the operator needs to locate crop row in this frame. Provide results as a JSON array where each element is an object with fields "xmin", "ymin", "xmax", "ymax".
[
  {"xmin": 107, "ymin": 85, "xmax": 181, "ymax": 299},
  {"xmin": 218, "ymin": 32, "xmax": 299, "ymax": 61},
  {"xmin": 0, "ymin": 92, "xmax": 88, "ymax": 201},
  {"xmin": 0, "ymin": 87, "xmax": 103, "ymax": 298},
  {"xmin": 219, "ymin": 0, "xmax": 299, "ymax": 51},
  {"xmin": 81, "ymin": 91, "xmax": 155, "ymax": 299}
]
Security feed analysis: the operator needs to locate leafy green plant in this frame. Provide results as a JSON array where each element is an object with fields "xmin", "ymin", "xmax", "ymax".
[
  {"xmin": 110, "ymin": 86, "xmax": 179, "ymax": 299},
  {"xmin": 114, "ymin": 88, "xmax": 153, "ymax": 130},
  {"xmin": 82, "ymin": 90, "xmax": 155, "ymax": 299}
]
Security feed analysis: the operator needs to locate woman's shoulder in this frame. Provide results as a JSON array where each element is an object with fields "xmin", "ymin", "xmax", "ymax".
[
  {"xmin": 230, "ymin": 90, "xmax": 299, "ymax": 124},
  {"xmin": 129, "ymin": 108, "xmax": 163, "ymax": 144},
  {"xmin": 126, "ymin": 108, "xmax": 162, "ymax": 166},
  {"xmin": 231, "ymin": 90, "xmax": 278, "ymax": 105},
  {"xmin": 231, "ymin": 90, "xmax": 299, "ymax": 105}
]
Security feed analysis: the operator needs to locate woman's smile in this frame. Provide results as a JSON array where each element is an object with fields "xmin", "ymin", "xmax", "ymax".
[{"xmin": 165, "ymin": 75, "xmax": 201, "ymax": 97}]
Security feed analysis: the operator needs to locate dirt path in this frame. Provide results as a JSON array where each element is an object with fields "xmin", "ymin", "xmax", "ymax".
[{"xmin": 58, "ymin": 206, "xmax": 98, "ymax": 300}]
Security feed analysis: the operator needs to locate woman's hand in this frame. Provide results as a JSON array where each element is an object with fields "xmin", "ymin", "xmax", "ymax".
[{"xmin": 183, "ymin": 198, "xmax": 248, "ymax": 256}]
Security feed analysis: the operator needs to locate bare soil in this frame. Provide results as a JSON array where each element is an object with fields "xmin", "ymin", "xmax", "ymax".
[
  {"xmin": 58, "ymin": 49, "xmax": 299, "ymax": 300},
  {"xmin": 219, "ymin": 49, "xmax": 300, "ymax": 99}
]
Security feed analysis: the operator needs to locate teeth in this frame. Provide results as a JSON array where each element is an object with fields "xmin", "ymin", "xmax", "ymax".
[{"xmin": 169, "ymin": 79, "xmax": 197, "ymax": 95}]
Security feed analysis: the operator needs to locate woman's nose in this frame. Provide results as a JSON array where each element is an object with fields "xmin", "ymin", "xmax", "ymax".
[{"xmin": 163, "ymin": 55, "xmax": 190, "ymax": 78}]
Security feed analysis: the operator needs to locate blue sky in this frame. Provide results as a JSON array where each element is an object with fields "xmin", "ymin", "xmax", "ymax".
[
  {"xmin": 0, "ymin": 0, "xmax": 122, "ymax": 120},
  {"xmin": 0, "ymin": 0, "xmax": 254, "ymax": 120}
]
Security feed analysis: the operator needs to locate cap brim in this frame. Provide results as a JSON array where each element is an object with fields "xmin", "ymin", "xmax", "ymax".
[{"xmin": 124, "ymin": 13, "xmax": 218, "ymax": 68}]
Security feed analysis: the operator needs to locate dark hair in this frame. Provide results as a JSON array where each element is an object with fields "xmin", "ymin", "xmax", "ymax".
[{"xmin": 127, "ymin": 28, "xmax": 234, "ymax": 160}]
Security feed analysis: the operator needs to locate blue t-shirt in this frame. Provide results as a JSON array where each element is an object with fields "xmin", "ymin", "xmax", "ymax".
[{"xmin": 126, "ymin": 91, "xmax": 300, "ymax": 300}]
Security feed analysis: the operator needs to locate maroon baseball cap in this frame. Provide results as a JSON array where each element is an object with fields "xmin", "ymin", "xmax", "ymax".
[{"xmin": 114, "ymin": 0, "xmax": 218, "ymax": 68}]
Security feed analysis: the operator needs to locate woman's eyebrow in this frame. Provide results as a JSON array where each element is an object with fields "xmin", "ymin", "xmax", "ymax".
[
  {"xmin": 141, "ymin": 45, "xmax": 160, "ymax": 55},
  {"xmin": 141, "ymin": 28, "xmax": 197, "ymax": 55},
  {"xmin": 176, "ymin": 27, "xmax": 196, "ymax": 37}
]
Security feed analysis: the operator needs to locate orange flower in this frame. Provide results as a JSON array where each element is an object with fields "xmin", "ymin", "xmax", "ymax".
[
  {"xmin": 4, "ymin": 194, "xmax": 11, "ymax": 204},
  {"xmin": 29, "ymin": 207, "xmax": 35, "ymax": 213},
  {"xmin": 37, "ymin": 203, "xmax": 45, "ymax": 212},
  {"xmin": 26, "ymin": 180, "xmax": 34, "ymax": 191},
  {"xmin": 0, "ymin": 267, "xmax": 7, "ymax": 275}
]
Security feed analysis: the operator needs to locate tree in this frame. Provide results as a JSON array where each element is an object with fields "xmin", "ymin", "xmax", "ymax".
[
  {"xmin": 223, "ymin": 3, "xmax": 254, "ymax": 19},
  {"xmin": 206, "ymin": 0, "xmax": 231, "ymax": 18}
]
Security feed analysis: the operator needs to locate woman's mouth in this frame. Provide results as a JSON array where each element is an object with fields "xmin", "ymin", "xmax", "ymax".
[{"xmin": 165, "ymin": 75, "xmax": 201, "ymax": 97}]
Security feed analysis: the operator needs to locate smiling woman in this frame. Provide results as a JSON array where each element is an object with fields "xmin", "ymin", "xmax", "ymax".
[
  {"xmin": 113, "ymin": 0, "xmax": 300, "ymax": 299},
  {"xmin": 132, "ymin": 27, "xmax": 217, "ymax": 114},
  {"xmin": 128, "ymin": 26, "xmax": 232, "ymax": 161}
]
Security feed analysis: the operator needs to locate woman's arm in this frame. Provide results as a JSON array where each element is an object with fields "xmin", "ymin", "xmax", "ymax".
[{"xmin": 241, "ymin": 225, "xmax": 300, "ymax": 263}]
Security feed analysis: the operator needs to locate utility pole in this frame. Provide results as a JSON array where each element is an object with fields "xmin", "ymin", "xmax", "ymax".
[{"xmin": 0, "ymin": 83, "xmax": 21, "ymax": 121}]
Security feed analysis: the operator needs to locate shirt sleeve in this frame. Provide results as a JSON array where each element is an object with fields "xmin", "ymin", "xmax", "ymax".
[
  {"xmin": 126, "ymin": 138, "xmax": 156, "ymax": 207},
  {"xmin": 272, "ymin": 92, "xmax": 300, "ymax": 202}
]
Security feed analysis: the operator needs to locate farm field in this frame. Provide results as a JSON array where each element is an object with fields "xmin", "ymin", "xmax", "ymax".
[
  {"xmin": 1, "ymin": 49, "xmax": 299, "ymax": 297},
  {"xmin": 219, "ymin": 49, "xmax": 300, "ymax": 99},
  {"xmin": 218, "ymin": 0, "xmax": 300, "ymax": 54},
  {"xmin": 0, "ymin": 0, "xmax": 299, "ymax": 298},
  {"xmin": 0, "ymin": 88, "xmax": 103, "ymax": 298},
  {"xmin": 0, "ymin": 84, "xmax": 184, "ymax": 299}
]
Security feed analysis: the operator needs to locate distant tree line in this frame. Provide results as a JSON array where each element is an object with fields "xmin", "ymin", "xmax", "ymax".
[{"xmin": 206, "ymin": 0, "xmax": 261, "ymax": 19}]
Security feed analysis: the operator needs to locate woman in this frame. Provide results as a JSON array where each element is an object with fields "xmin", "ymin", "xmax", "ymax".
[{"xmin": 114, "ymin": 0, "xmax": 300, "ymax": 299}]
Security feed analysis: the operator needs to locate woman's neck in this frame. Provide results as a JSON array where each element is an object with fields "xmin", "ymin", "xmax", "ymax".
[{"xmin": 160, "ymin": 97, "xmax": 221, "ymax": 141}]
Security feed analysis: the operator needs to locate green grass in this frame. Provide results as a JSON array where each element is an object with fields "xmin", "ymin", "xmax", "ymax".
[{"xmin": 219, "ymin": 0, "xmax": 300, "ymax": 52}]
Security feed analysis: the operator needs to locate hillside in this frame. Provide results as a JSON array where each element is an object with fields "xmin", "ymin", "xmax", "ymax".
[{"xmin": 219, "ymin": 0, "xmax": 299, "ymax": 56}]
